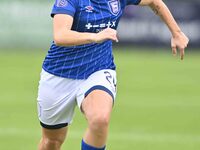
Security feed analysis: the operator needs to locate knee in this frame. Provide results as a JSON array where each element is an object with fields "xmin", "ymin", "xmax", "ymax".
[
  {"xmin": 88, "ymin": 114, "xmax": 110, "ymax": 132},
  {"xmin": 42, "ymin": 137, "xmax": 64, "ymax": 149}
]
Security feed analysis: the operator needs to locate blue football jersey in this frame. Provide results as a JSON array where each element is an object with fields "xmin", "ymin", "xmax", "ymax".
[{"xmin": 43, "ymin": 0, "xmax": 141, "ymax": 79}]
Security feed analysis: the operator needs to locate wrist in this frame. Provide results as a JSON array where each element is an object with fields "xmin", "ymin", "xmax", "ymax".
[
  {"xmin": 172, "ymin": 30, "xmax": 182, "ymax": 38},
  {"xmin": 88, "ymin": 33, "xmax": 97, "ymax": 43}
]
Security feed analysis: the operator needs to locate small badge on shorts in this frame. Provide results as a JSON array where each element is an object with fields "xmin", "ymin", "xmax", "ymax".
[
  {"xmin": 56, "ymin": 0, "xmax": 68, "ymax": 7},
  {"xmin": 108, "ymin": 0, "xmax": 121, "ymax": 16}
]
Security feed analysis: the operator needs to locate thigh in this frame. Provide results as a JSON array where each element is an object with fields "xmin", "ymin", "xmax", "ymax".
[
  {"xmin": 41, "ymin": 127, "xmax": 68, "ymax": 143},
  {"xmin": 77, "ymin": 69, "xmax": 117, "ymax": 119},
  {"xmin": 81, "ymin": 90, "xmax": 113, "ymax": 121},
  {"xmin": 76, "ymin": 69, "xmax": 117, "ymax": 110}
]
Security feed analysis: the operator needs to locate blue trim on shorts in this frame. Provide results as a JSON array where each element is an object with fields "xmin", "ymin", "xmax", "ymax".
[
  {"xmin": 84, "ymin": 85, "xmax": 114, "ymax": 100},
  {"xmin": 40, "ymin": 122, "xmax": 68, "ymax": 129}
]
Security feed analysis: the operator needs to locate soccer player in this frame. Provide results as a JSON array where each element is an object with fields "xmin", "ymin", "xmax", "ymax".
[{"xmin": 37, "ymin": 0, "xmax": 189, "ymax": 149}]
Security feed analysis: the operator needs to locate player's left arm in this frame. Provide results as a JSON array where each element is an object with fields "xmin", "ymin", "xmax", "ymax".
[{"xmin": 139, "ymin": 0, "xmax": 189, "ymax": 60}]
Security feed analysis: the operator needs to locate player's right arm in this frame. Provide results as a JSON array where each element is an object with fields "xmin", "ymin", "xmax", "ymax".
[{"xmin": 53, "ymin": 14, "xmax": 118, "ymax": 46}]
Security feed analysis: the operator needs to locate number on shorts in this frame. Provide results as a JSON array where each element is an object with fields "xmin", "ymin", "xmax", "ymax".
[{"xmin": 104, "ymin": 71, "xmax": 117, "ymax": 91}]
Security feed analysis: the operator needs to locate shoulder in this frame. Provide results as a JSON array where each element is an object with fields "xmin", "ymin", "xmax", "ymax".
[{"xmin": 51, "ymin": 0, "xmax": 79, "ymax": 17}]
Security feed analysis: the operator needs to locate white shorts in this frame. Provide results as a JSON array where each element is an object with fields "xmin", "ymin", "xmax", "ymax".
[{"xmin": 37, "ymin": 69, "xmax": 117, "ymax": 129}]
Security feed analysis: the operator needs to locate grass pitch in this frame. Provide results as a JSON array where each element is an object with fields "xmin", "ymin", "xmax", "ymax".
[{"xmin": 0, "ymin": 48, "xmax": 200, "ymax": 150}]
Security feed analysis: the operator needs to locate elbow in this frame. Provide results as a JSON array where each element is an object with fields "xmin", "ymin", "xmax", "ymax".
[
  {"xmin": 140, "ymin": 0, "xmax": 162, "ymax": 6},
  {"xmin": 54, "ymin": 39, "xmax": 64, "ymax": 47},
  {"xmin": 149, "ymin": 0, "xmax": 163, "ymax": 14},
  {"xmin": 53, "ymin": 34, "xmax": 73, "ymax": 47},
  {"xmin": 54, "ymin": 35, "xmax": 66, "ymax": 46},
  {"xmin": 151, "ymin": 0, "xmax": 162, "ymax": 5}
]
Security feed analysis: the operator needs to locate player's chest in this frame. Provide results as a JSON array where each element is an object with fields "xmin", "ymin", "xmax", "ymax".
[{"xmin": 73, "ymin": 0, "xmax": 125, "ymax": 32}]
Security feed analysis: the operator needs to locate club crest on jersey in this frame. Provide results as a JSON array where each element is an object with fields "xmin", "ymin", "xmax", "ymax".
[
  {"xmin": 56, "ymin": 0, "xmax": 68, "ymax": 7},
  {"xmin": 108, "ymin": 0, "xmax": 121, "ymax": 16}
]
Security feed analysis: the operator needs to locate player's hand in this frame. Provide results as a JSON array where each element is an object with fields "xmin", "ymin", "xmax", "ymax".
[
  {"xmin": 93, "ymin": 28, "xmax": 119, "ymax": 43},
  {"xmin": 171, "ymin": 31, "xmax": 189, "ymax": 60}
]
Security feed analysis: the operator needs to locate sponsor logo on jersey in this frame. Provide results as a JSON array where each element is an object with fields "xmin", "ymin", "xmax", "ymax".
[
  {"xmin": 85, "ymin": 21, "xmax": 116, "ymax": 30},
  {"xmin": 108, "ymin": 0, "xmax": 121, "ymax": 16},
  {"xmin": 56, "ymin": 0, "xmax": 68, "ymax": 7},
  {"xmin": 85, "ymin": 6, "xmax": 94, "ymax": 13}
]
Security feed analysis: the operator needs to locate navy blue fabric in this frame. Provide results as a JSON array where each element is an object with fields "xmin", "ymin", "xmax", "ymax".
[
  {"xmin": 85, "ymin": 85, "xmax": 114, "ymax": 100},
  {"xmin": 127, "ymin": 0, "xmax": 141, "ymax": 5},
  {"xmin": 82, "ymin": 139, "xmax": 105, "ymax": 150},
  {"xmin": 40, "ymin": 121, "xmax": 68, "ymax": 129}
]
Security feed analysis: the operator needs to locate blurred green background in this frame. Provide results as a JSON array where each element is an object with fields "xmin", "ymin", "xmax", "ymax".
[{"xmin": 0, "ymin": 0, "xmax": 200, "ymax": 150}]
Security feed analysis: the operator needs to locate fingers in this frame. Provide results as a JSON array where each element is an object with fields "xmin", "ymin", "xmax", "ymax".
[
  {"xmin": 172, "ymin": 45, "xmax": 185, "ymax": 60},
  {"xmin": 171, "ymin": 38, "xmax": 177, "ymax": 57},
  {"xmin": 171, "ymin": 32, "xmax": 189, "ymax": 60},
  {"xmin": 180, "ymin": 48, "xmax": 184, "ymax": 60},
  {"xmin": 172, "ymin": 46, "xmax": 177, "ymax": 56},
  {"xmin": 114, "ymin": 35, "xmax": 119, "ymax": 42},
  {"xmin": 111, "ymin": 34, "xmax": 119, "ymax": 42},
  {"xmin": 102, "ymin": 28, "xmax": 119, "ymax": 42},
  {"xmin": 179, "ymin": 42, "xmax": 188, "ymax": 60}
]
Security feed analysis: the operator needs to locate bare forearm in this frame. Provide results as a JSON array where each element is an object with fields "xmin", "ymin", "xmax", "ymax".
[
  {"xmin": 53, "ymin": 14, "xmax": 118, "ymax": 46},
  {"xmin": 151, "ymin": 0, "xmax": 182, "ymax": 37},
  {"xmin": 54, "ymin": 30, "xmax": 96, "ymax": 46},
  {"xmin": 153, "ymin": 1, "xmax": 181, "ymax": 37}
]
